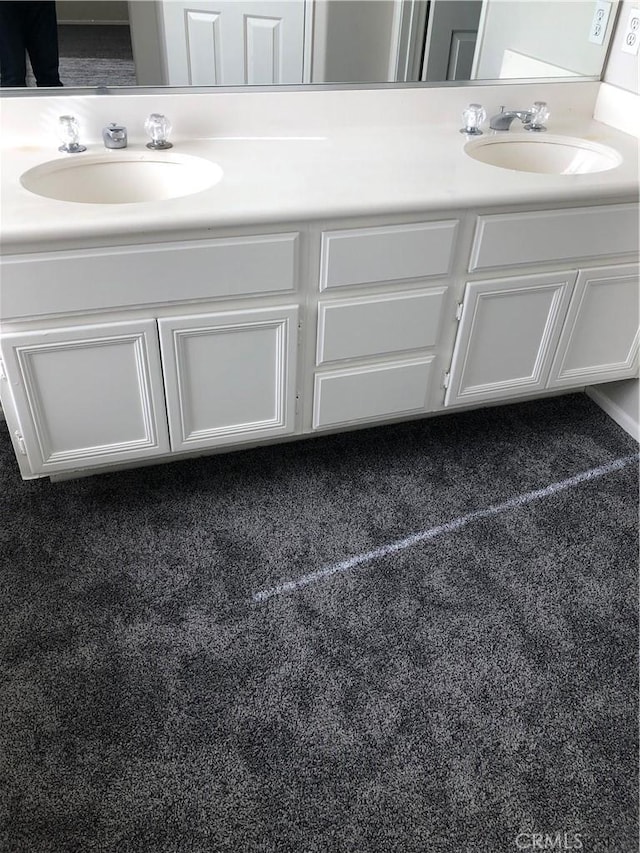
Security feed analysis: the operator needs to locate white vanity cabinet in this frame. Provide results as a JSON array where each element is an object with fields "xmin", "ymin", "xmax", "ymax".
[
  {"xmin": 0, "ymin": 231, "xmax": 302, "ymax": 478},
  {"xmin": 444, "ymin": 204, "xmax": 640, "ymax": 409},
  {"xmin": 0, "ymin": 201, "xmax": 637, "ymax": 481},
  {"xmin": 0, "ymin": 319, "xmax": 170, "ymax": 474}
]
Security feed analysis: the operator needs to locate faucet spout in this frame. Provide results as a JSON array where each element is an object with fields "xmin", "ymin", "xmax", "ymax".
[
  {"xmin": 103, "ymin": 123, "xmax": 128, "ymax": 149},
  {"xmin": 489, "ymin": 106, "xmax": 533, "ymax": 131},
  {"xmin": 489, "ymin": 101, "xmax": 549, "ymax": 132}
]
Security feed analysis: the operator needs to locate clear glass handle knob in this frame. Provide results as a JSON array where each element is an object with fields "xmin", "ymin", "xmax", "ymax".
[
  {"xmin": 145, "ymin": 113, "xmax": 173, "ymax": 149},
  {"xmin": 58, "ymin": 115, "xmax": 86, "ymax": 153},
  {"xmin": 460, "ymin": 103, "xmax": 486, "ymax": 135},
  {"xmin": 527, "ymin": 101, "xmax": 549, "ymax": 131}
]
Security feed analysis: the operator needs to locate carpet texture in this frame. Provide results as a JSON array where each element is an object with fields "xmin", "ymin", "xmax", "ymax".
[
  {"xmin": 0, "ymin": 393, "xmax": 638, "ymax": 852},
  {"xmin": 57, "ymin": 25, "xmax": 136, "ymax": 88},
  {"xmin": 25, "ymin": 25, "xmax": 137, "ymax": 88}
]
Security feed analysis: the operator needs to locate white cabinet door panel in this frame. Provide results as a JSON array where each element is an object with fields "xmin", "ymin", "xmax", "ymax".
[
  {"xmin": 313, "ymin": 357, "xmax": 435, "ymax": 429},
  {"xmin": 548, "ymin": 264, "xmax": 640, "ymax": 388},
  {"xmin": 159, "ymin": 306, "xmax": 298, "ymax": 451},
  {"xmin": 445, "ymin": 272, "xmax": 576, "ymax": 407},
  {"xmin": 0, "ymin": 320, "xmax": 170, "ymax": 473}
]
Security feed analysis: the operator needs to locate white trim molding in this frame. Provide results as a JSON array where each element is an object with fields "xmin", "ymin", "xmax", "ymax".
[{"xmin": 586, "ymin": 380, "xmax": 640, "ymax": 442}]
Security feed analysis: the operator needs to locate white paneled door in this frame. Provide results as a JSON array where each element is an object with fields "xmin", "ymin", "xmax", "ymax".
[
  {"xmin": 422, "ymin": 0, "xmax": 482, "ymax": 81},
  {"xmin": 159, "ymin": 0, "xmax": 307, "ymax": 85}
]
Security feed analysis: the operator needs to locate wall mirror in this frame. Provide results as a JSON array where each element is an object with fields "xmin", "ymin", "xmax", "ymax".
[{"xmin": 3, "ymin": 0, "xmax": 619, "ymax": 92}]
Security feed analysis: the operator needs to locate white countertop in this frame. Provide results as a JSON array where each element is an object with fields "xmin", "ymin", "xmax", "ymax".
[{"xmin": 1, "ymin": 83, "xmax": 638, "ymax": 252}]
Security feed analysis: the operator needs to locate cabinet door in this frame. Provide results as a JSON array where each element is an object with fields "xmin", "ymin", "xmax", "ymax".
[
  {"xmin": 0, "ymin": 320, "xmax": 170, "ymax": 474},
  {"xmin": 159, "ymin": 306, "xmax": 298, "ymax": 451},
  {"xmin": 547, "ymin": 264, "xmax": 640, "ymax": 389},
  {"xmin": 444, "ymin": 271, "xmax": 576, "ymax": 407}
]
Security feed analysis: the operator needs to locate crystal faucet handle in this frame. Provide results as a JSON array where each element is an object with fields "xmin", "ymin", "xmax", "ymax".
[
  {"xmin": 526, "ymin": 101, "xmax": 550, "ymax": 132},
  {"xmin": 58, "ymin": 115, "xmax": 87, "ymax": 153},
  {"xmin": 145, "ymin": 113, "xmax": 173, "ymax": 150},
  {"xmin": 460, "ymin": 103, "xmax": 486, "ymax": 136}
]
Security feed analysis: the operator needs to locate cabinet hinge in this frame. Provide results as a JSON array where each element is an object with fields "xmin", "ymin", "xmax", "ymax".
[
  {"xmin": 14, "ymin": 431, "xmax": 27, "ymax": 456},
  {"xmin": 0, "ymin": 359, "xmax": 6, "ymax": 381},
  {"xmin": 443, "ymin": 372, "xmax": 450, "ymax": 389},
  {"xmin": 455, "ymin": 302, "xmax": 464, "ymax": 321}
]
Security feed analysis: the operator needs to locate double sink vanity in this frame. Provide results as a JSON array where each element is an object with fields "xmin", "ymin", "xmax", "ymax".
[{"xmin": 0, "ymin": 81, "xmax": 638, "ymax": 480}]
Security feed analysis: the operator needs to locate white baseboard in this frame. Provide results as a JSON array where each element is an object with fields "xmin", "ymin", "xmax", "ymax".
[{"xmin": 586, "ymin": 386, "xmax": 640, "ymax": 442}]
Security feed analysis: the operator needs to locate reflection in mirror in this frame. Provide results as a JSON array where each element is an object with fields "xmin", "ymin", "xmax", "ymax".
[{"xmin": 2, "ymin": 0, "xmax": 619, "ymax": 91}]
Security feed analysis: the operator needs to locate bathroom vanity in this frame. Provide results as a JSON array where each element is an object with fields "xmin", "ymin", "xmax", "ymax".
[{"xmin": 1, "ymin": 83, "xmax": 638, "ymax": 480}]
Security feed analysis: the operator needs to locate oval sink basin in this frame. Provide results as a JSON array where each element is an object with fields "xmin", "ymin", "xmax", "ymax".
[
  {"xmin": 21, "ymin": 152, "xmax": 223, "ymax": 203},
  {"xmin": 464, "ymin": 134, "xmax": 622, "ymax": 175}
]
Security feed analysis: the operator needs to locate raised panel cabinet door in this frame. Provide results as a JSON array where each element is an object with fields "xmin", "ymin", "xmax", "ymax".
[
  {"xmin": 547, "ymin": 264, "xmax": 640, "ymax": 388},
  {"xmin": 0, "ymin": 320, "xmax": 170, "ymax": 474},
  {"xmin": 158, "ymin": 306, "xmax": 299, "ymax": 452},
  {"xmin": 444, "ymin": 271, "xmax": 577, "ymax": 407}
]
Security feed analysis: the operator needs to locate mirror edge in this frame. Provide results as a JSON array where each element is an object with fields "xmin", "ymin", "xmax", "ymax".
[{"xmin": 0, "ymin": 75, "xmax": 604, "ymax": 98}]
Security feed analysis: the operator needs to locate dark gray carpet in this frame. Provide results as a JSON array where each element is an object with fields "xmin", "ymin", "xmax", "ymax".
[
  {"xmin": 0, "ymin": 393, "xmax": 638, "ymax": 853},
  {"xmin": 57, "ymin": 25, "xmax": 134, "ymax": 61},
  {"xmin": 31, "ymin": 24, "xmax": 137, "ymax": 88}
]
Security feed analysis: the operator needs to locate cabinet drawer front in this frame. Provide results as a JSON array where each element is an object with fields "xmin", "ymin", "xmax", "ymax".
[
  {"xmin": 1, "ymin": 233, "xmax": 299, "ymax": 319},
  {"xmin": 313, "ymin": 357, "xmax": 435, "ymax": 429},
  {"xmin": 159, "ymin": 306, "xmax": 298, "ymax": 451},
  {"xmin": 320, "ymin": 220, "xmax": 458, "ymax": 290},
  {"xmin": 548, "ymin": 264, "xmax": 640, "ymax": 387},
  {"xmin": 0, "ymin": 320, "xmax": 170, "ymax": 473},
  {"xmin": 470, "ymin": 204, "xmax": 639, "ymax": 272},
  {"xmin": 317, "ymin": 287, "xmax": 447, "ymax": 364}
]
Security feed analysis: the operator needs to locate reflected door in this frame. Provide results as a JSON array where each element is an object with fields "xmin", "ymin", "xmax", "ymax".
[
  {"xmin": 159, "ymin": 0, "xmax": 307, "ymax": 85},
  {"xmin": 422, "ymin": 0, "xmax": 482, "ymax": 81}
]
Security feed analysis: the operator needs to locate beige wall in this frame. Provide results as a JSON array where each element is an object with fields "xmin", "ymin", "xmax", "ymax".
[
  {"xmin": 603, "ymin": 0, "xmax": 640, "ymax": 93},
  {"xmin": 475, "ymin": 0, "xmax": 616, "ymax": 79},
  {"xmin": 313, "ymin": 0, "xmax": 396, "ymax": 83},
  {"xmin": 56, "ymin": 2, "xmax": 129, "ymax": 24}
]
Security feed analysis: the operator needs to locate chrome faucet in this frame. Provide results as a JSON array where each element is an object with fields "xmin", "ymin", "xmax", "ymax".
[
  {"xmin": 489, "ymin": 102, "xmax": 549, "ymax": 132},
  {"xmin": 102, "ymin": 123, "xmax": 128, "ymax": 149}
]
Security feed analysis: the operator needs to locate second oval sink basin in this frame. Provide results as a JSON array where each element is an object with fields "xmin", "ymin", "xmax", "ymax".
[
  {"xmin": 21, "ymin": 152, "xmax": 224, "ymax": 203},
  {"xmin": 464, "ymin": 134, "xmax": 622, "ymax": 175}
]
